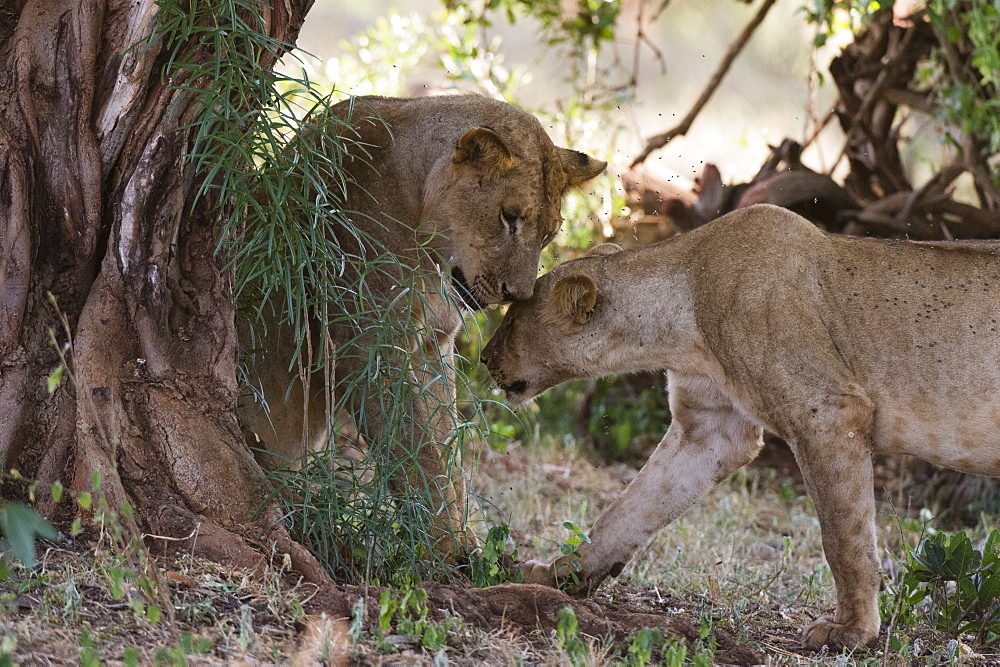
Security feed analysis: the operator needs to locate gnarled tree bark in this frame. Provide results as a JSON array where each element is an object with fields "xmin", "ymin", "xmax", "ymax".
[{"xmin": 0, "ymin": 0, "xmax": 326, "ymax": 581}]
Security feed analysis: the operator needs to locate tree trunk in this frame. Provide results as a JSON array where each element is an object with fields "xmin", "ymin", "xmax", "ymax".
[{"xmin": 0, "ymin": 0, "xmax": 325, "ymax": 581}]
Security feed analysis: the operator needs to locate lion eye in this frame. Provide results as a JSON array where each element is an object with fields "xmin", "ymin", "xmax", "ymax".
[{"xmin": 501, "ymin": 209, "xmax": 520, "ymax": 235}]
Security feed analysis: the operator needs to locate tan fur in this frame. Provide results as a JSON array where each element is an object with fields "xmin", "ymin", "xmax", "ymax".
[
  {"xmin": 239, "ymin": 95, "xmax": 605, "ymax": 554},
  {"xmin": 481, "ymin": 204, "xmax": 1000, "ymax": 648}
]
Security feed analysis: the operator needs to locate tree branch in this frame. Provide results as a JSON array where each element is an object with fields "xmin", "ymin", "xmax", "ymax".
[{"xmin": 630, "ymin": 0, "xmax": 778, "ymax": 167}]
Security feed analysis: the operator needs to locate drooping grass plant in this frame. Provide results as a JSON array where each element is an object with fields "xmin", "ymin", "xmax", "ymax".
[{"xmin": 152, "ymin": 0, "xmax": 486, "ymax": 584}]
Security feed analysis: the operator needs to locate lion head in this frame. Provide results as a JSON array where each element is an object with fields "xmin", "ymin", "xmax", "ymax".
[
  {"xmin": 480, "ymin": 243, "xmax": 624, "ymax": 402},
  {"xmin": 415, "ymin": 107, "xmax": 606, "ymax": 310}
]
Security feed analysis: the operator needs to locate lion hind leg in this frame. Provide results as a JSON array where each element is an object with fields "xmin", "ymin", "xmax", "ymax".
[{"xmin": 791, "ymin": 388, "xmax": 881, "ymax": 650}]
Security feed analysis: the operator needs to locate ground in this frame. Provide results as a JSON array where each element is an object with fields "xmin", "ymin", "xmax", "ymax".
[{"xmin": 1, "ymin": 440, "xmax": 997, "ymax": 664}]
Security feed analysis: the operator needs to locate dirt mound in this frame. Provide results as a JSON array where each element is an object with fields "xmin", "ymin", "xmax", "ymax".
[{"xmin": 307, "ymin": 581, "xmax": 764, "ymax": 664}]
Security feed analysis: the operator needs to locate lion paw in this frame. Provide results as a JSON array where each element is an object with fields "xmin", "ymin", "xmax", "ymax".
[{"xmin": 802, "ymin": 616, "xmax": 878, "ymax": 650}]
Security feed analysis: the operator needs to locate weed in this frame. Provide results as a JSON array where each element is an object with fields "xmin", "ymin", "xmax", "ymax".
[
  {"xmin": 349, "ymin": 597, "xmax": 366, "ymax": 643},
  {"xmin": 468, "ymin": 523, "xmax": 522, "ymax": 587},
  {"xmin": 555, "ymin": 520, "xmax": 591, "ymax": 589},
  {"xmin": 153, "ymin": 632, "xmax": 213, "ymax": 665},
  {"xmin": 554, "ymin": 606, "xmax": 589, "ymax": 667},
  {"xmin": 890, "ymin": 528, "xmax": 1000, "ymax": 646},
  {"xmin": 661, "ymin": 637, "xmax": 689, "ymax": 665},
  {"xmin": 0, "ymin": 497, "xmax": 56, "ymax": 570},
  {"xmin": 378, "ymin": 585, "xmax": 459, "ymax": 652},
  {"xmin": 625, "ymin": 626, "xmax": 662, "ymax": 666}
]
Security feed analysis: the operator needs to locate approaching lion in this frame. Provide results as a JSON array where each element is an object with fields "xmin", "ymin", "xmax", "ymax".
[
  {"xmin": 238, "ymin": 95, "xmax": 605, "ymax": 555},
  {"xmin": 481, "ymin": 204, "xmax": 1000, "ymax": 649}
]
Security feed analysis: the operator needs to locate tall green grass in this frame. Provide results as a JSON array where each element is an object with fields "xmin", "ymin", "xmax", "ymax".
[{"xmin": 154, "ymin": 0, "xmax": 485, "ymax": 585}]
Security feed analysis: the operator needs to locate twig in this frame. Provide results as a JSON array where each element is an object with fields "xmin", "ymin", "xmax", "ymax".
[
  {"xmin": 802, "ymin": 101, "xmax": 838, "ymax": 151},
  {"xmin": 143, "ymin": 526, "xmax": 199, "ymax": 542},
  {"xmin": 652, "ymin": 0, "xmax": 672, "ymax": 21},
  {"xmin": 628, "ymin": 0, "xmax": 669, "ymax": 90},
  {"xmin": 630, "ymin": 0, "xmax": 778, "ymax": 167}
]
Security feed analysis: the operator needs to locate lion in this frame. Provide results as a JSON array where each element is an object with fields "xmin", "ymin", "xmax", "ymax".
[
  {"xmin": 480, "ymin": 204, "xmax": 1000, "ymax": 649},
  {"xmin": 239, "ymin": 95, "xmax": 606, "ymax": 555}
]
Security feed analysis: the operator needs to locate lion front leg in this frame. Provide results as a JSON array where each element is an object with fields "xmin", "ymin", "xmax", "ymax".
[
  {"xmin": 403, "ymin": 326, "xmax": 481, "ymax": 558},
  {"xmin": 524, "ymin": 397, "xmax": 762, "ymax": 595}
]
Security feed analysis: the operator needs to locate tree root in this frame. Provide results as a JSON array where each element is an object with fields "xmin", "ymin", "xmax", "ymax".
[{"xmin": 307, "ymin": 582, "xmax": 764, "ymax": 663}]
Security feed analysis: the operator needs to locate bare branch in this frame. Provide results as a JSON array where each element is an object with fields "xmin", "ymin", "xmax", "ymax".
[{"xmin": 631, "ymin": 0, "xmax": 778, "ymax": 167}]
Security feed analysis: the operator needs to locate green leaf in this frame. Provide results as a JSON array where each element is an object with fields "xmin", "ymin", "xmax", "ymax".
[
  {"xmin": 51, "ymin": 481, "xmax": 63, "ymax": 503},
  {"xmin": 941, "ymin": 532, "xmax": 979, "ymax": 580},
  {"xmin": 46, "ymin": 365, "xmax": 65, "ymax": 393},
  {"xmin": 0, "ymin": 503, "xmax": 57, "ymax": 568},
  {"xmin": 77, "ymin": 492, "xmax": 92, "ymax": 511},
  {"xmin": 917, "ymin": 534, "xmax": 948, "ymax": 573},
  {"xmin": 982, "ymin": 530, "xmax": 999, "ymax": 569},
  {"xmin": 975, "ymin": 567, "xmax": 1000, "ymax": 605}
]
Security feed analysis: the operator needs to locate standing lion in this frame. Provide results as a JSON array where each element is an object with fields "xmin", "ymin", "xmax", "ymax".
[{"xmin": 240, "ymin": 95, "xmax": 606, "ymax": 556}]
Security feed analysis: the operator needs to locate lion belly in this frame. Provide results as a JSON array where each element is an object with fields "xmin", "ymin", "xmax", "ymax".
[
  {"xmin": 872, "ymin": 399, "xmax": 1000, "ymax": 475},
  {"xmin": 821, "ymin": 235, "xmax": 1000, "ymax": 477}
]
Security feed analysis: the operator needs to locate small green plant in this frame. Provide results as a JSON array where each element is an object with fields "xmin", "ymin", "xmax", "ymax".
[
  {"xmin": 661, "ymin": 637, "xmax": 689, "ymax": 666},
  {"xmin": 468, "ymin": 524, "xmax": 521, "ymax": 587},
  {"xmin": 0, "ymin": 496, "xmax": 56, "ymax": 571},
  {"xmin": 891, "ymin": 529, "xmax": 1000, "ymax": 646},
  {"xmin": 554, "ymin": 521, "xmax": 591, "ymax": 589},
  {"xmin": 691, "ymin": 606, "xmax": 718, "ymax": 665},
  {"xmin": 378, "ymin": 585, "xmax": 456, "ymax": 651},
  {"xmin": 78, "ymin": 628, "xmax": 100, "ymax": 667},
  {"xmin": 554, "ymin": 605, "xmax": 588, "ymax": 667},
  {"xmin": 625, "ymin": 626, "xmax": 663, "ymax": 666}
]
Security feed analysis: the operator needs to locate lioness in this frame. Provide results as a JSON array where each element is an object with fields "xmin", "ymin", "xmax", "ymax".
[
  {"xmin": 240, "ymin": 95, "xmax": 605, "ymax": 554},
  {"xmin": 481, "ymin": 204, "xmax": 1000, "ymax": 649}
]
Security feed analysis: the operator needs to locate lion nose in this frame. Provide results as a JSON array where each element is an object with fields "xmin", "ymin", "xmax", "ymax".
[{"xmin": 501, "ymin": 282, "xmax": 533, "ymax": 302}]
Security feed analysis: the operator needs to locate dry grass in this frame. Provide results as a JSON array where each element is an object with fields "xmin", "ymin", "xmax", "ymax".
[
  {"xmin": 2, "ymin": 435, "xmax": 998, "ymax": 665},
  {"xmin": 473, "ymin": 436, "xmax": 1000, "ymax": 664}
]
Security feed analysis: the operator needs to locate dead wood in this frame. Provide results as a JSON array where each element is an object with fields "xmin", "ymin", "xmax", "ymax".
[{"xmin": 828, "ymin": 8, "xmax": 935, "ymax": 203}]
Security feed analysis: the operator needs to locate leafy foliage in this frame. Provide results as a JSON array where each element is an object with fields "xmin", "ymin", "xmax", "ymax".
[
  {"xmin": 887, "ymin": 529, "xmax": 1000, "ymax": 646},
  {"xmin": 587, "ymin": 380, "xmax": 670, "ymax": 461},
  {"xmin": 554, "ymin": 605, "xmax": 589, "ymax": 667},
  {"xmin": 805, "ymin": 0, "xmax": 1000, "ymax": 188},
  {"xmin": 467, "ymin": 524, "xmax": 522, "ymax": 587},
  {"xmin": 445, "ymin": 0, "xmax": 621, "ymax": 50},
  {"xmin": 0, "ymin": 501, "xmax": 56, "ymax": 570},
  {"xmin": 377, "ymin": 585, "xmax": 458, "ymax": 650},
  {"xmin": 554, "ymin": 520, "xmax": 591, "ymax": 589},
  {"xmin": 928, "ymin": 0, "xmax": 1000, "ymax": 177}
]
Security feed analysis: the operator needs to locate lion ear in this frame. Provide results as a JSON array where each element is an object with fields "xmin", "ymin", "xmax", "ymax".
[
  {"xmin": 453, "ymin": 127, "xmax": 515, "ymax": 176},
  {"xmin": 587, "ymin": 243, "xmax": 623, "ymax": 257},
  {"xmin": 558, "ymin": 148, "xmax": 607, "ymax": 187},
  {"xmin": 552, "ymin": 275, "xmax": 599, "ymax": 325}
]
